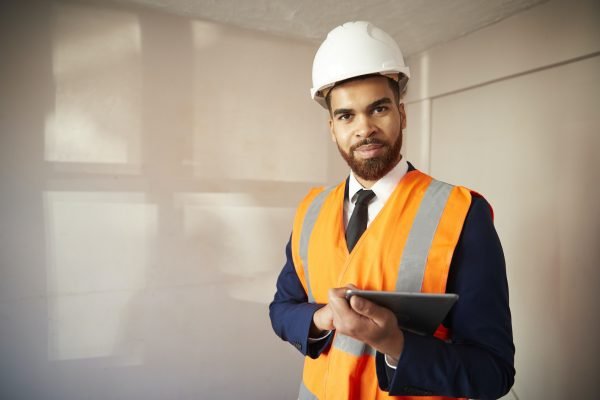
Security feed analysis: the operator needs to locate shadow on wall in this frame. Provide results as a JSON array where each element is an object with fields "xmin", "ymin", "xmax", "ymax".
[{"xmin": 0, "ymin": 0, "xmax": 329, "ymax": 398}]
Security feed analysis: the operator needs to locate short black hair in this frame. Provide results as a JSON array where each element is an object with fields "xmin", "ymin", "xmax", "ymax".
[{"xmin": 325, "ymin": 73, "xmax": 405, "ymax": 114}]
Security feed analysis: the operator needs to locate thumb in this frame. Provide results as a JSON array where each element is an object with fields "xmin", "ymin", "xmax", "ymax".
[{"xmin": 349, "ymin": 296, "xmax": 390, "ymax": 326}]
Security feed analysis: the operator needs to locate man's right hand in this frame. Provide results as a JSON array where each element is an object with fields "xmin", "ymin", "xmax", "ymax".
[{"xmin": 310, "ymin": 304, "xmax": 334, "ymax": 337}]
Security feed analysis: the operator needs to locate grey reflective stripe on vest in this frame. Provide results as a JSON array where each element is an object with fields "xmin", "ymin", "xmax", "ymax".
[
  {"xmin": 298, "ymin": 381, "xmax": 318, "ymax": 400},
  {"xmin": 395, "ymin": 179, "xmax": 453, "ymax": 292},
  {"xmin": 299, "ymin": 187, "xmax": 335, "ymax": 303},
  {"xmin": 333, "ymin": 333, "xmax": 376, "ymax": 357}
]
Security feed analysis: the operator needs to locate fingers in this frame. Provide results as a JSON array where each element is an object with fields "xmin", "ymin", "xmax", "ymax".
[
  {"xmin": 312, "ymin": 304, "xmax": 334, "ymax": 332},
  {"xmin": 328, "ymin": 287, "xmax": 363, "ymax": 329},
  {"xmin": 346, "ymin": 294, "xmax": 404, "ymax": 357},
  {"xmin": 326, "ymin": 285, "xmax": 405, "ymax": 358},
  {"xmin": 349, "ymin": 295, "xmax": 394, "ymax": 328},
  {"xmin": 328, "ymin": 287, "xmax": 353, "ymax": 319},
  {"xmin": 328, "ymin": 285, "xmax": 395, "ymax": 327},
  {"xmin": 329, "ymin": 287, "xmax": 350, "ymax": 301}
]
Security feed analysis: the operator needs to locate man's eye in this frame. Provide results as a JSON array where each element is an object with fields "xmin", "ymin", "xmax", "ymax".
[
  {"xmin": 338, "ymin": 113, "xmax": 352, "ymax": 121},
  {"xmin": 373, "ymin": 106, "xmax": 388, "ymax": 114}
]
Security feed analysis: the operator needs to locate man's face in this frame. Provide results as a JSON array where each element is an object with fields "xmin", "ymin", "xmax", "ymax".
[{"xmin": 328, "ymin": 76, "xmax": 406, "ymax": 183}]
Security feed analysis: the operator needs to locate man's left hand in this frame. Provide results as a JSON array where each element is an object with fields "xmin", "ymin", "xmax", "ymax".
[{"xmin": 328, "ymin": 285, "xmax": 404, "ymax": 361}]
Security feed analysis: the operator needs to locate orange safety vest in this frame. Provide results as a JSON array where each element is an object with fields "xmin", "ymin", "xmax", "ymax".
[{"xmin": 291, "ymin": 170, "xmax": 472, "ymax": 400}]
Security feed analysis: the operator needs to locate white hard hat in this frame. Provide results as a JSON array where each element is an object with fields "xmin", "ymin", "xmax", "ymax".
[{"xmin": 311, "ymin": 21, "xmax": 410, "ymax": 108}]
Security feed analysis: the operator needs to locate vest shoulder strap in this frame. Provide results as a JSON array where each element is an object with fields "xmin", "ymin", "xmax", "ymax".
[{"xmin": 291, "ymin": 185, "xmax": 338, "ymax": 301}]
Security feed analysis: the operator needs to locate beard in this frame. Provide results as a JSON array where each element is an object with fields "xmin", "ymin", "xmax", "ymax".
[{"xmin": 337, "ymin": 133, "xmax": 402, "ymax": 182}]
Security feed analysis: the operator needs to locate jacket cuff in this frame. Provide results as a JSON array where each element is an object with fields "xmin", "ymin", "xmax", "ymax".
[{"xmin": 302, "ymin": 303, "xmax": 333, "ymax": 358}]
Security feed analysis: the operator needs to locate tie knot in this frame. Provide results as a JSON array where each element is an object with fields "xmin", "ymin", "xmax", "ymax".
[{"xmin": 354, "ymin": 189, "xmax": 376, "ymax": 207}]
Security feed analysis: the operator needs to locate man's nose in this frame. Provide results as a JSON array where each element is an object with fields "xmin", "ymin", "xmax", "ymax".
[{"xmin": 354, "ymin": 114, "xmax": 376, "ymax": 138}]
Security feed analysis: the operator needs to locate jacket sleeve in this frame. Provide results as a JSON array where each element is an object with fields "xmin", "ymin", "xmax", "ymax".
[
  {"xmin": 376, "ymin": 196, "xmax": 515, "ymax": 399},
  {"xmin": 269, "ymin": 237, "xmax": 333, "ymax": 358}
]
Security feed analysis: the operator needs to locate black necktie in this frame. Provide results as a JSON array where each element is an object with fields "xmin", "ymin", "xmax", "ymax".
[{"xmin": 346, "ymin": 189, "xmax": 376, "ymax": 252}]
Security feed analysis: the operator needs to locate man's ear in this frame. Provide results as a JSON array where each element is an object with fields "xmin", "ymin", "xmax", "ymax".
[
  {"xmin": 329, "ymin": 119, "xmax": 337, "ymax": 143},
  {"xmin": 398, "ymin": 103, "xmax": 407, "ymax": 129}
]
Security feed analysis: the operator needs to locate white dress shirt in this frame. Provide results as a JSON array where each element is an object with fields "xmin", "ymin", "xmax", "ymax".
[{"xmin": 345, "ymin": 158, "xmax": 409, "ymax": 228}]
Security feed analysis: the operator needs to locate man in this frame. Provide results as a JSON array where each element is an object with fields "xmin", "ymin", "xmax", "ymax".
[{"xmin": 269, "ymin": 21, "xmax": 514, "ymax": 399}]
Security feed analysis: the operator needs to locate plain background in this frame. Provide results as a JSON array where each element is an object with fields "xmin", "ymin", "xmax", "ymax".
[{"xmin": 1, "ymin": 0, "xmax": 598, "ymax": 398}]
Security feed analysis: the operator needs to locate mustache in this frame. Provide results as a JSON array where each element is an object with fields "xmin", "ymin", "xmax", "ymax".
[{"xmin": 350, "ymin": 138, "xmax": 388, "ymax": 152}]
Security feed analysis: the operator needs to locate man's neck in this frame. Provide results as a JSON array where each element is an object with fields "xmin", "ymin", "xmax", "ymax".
[{"xmin": 355, "ymin": 177, "xmax": 375, "ymax": 189}]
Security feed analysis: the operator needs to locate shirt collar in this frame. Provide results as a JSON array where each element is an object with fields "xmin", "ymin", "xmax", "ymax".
[{"xmin": 348, "ymin": 158, "xmax": 409, "ymax": 204}]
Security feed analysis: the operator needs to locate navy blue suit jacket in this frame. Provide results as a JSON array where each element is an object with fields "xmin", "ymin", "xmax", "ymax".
[{"xmin": 269, "ymin": 172, "xmax": 515, "ymax": 399}]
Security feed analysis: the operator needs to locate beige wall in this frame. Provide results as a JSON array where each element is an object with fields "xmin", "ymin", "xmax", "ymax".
[
  {"xmin": 0, "ymin": 1, "xmax": 332, "ymax": 398},
  {"xmin": 404, "ymin": 0, "xmax": 600, "ymax": 398},
  {"xmin": 2, "ymin": 0, "xmax": 599, "ymax": 398}
]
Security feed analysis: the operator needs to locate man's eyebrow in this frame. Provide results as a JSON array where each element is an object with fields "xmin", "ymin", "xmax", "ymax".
[
  {"xmin": 332, "ymin": 108, "xmax": 353, "ymax": 117},
  {"xmin": 369, "ymin": 97, "xmax": 392, "ymax": 109},
  {"xmin": 332, "ymin": 97, "xmax": 393, "ymax": 117}
]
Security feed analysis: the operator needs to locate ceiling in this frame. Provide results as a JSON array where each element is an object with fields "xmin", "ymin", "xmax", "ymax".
[{"xmin": 109, "ymin": 0, "xmax": 547, "ymax": 56}]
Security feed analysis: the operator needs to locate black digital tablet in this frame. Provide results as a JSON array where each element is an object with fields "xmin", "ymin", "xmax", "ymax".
[{"xmin": 345, "ymin": 289, "xmax": 459, "ymax": 336}]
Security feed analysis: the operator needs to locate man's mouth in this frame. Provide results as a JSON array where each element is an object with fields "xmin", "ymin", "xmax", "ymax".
[{"xmin": 353, "ymin": 143, "xmax": 385, "ymax": 158}]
